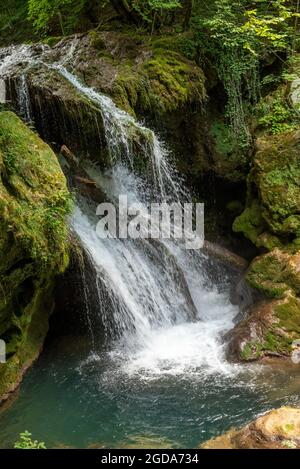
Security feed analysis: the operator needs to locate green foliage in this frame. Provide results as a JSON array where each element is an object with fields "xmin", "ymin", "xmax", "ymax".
[
  {"xmin": 152, "ymin": 34, "xmax": 197, "ymax": 60},
  {"xmin": 14, "ymin": 431, "xmax": 46, "ymax": 449},
  {"xmin": 210, "ymin": 122, "xmax": 235, "ymax": 156},
  {"xmin": 27, "ymin": 0, "xmax": 86, "ymax": 35},
  {"xmin": 192, "ymin": 0, "xmax": 298, "ymax": 146},
  {"xmin": 131, "ymin": 0, "xmax": 182, "ymax": 24},
  {"xmin": 0, "ymin": 0, "xmax": 35, "ymax": 45},
  {"xmin": 256, "ymin": 86, "xmax": 299, "ymax": 134}
]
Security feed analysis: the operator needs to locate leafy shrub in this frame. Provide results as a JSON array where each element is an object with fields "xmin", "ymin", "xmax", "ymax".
[{"xmin": 14, "ymin": 431, "xmax": 46, "ymax": 449}]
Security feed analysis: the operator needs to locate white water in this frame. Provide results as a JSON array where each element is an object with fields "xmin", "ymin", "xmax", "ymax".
[
  {"xmin": 0, "ymin": 43, "xmax": 239, "ymax": 378},
  {"xmin": 16, "ymin": 74, "xmax": 32, "ymax": 122}
]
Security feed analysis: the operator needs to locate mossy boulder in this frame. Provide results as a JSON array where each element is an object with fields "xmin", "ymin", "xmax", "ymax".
[
  {"xmin": 0, "ymin": 111, "xmax": 71, "ymax": 401},
  {"xmin": 229, "ymin": 129, "xmax": 300, "ymax": 361},
  {"xmin": 227, "ymin": 249, "xmax": 300, "ymax": 361},
  {"xmin": 53, "ymin": 32, "xmax": 206, "ymax": 176},
  {"xmin": 246, "ymin": 249, "xmax": 300, "ymax": 299},
  {"xmin": 233, "ymin": 130, "xmax": 300, "ymax": 248},
  {"xmin": 201, "ymin": 407, "xmax": 300, "ymax": 449},
  {"xmin": 3, "ymin": 31, "xmax": 205, "ymax": 175},
  {"xmin": 226, "ymin": 293, "xmax": 300, "ymax": 361},
  {"xmin": 69, "ymin": 31, "xmax": 206, "ymax": 118}
]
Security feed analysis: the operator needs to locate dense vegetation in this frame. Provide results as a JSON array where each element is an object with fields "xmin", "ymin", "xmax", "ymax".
[{"xmin": 1, "ymin": 1, "xmax": 299, "ymax": 150}]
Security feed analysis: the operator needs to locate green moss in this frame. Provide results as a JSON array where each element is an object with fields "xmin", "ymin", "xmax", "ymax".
[
  {"xmin": 275, "ymin": 297, "xmax": 300, "ymax": 335},
  {"xmin": 143, "ymin": 50, "xmax": 205, "ymax": 113},
  {"xmin": 0, "ymin": 111, "xmax": 71, "ymax": 400},
  {"xmin": 107, "ymin": 34, "xmax": 206, "ymax": 117},
  {"xmin": 210, "ymin": 122, "xmax": 235, "ymax": 156},
  {"xmin": 240, "ymin": 326, "xmax": 293, "ymax": 361},
  {"xmin": 88, "ymin": 30, "xmax": 107, "ymax": 50},
  {"xmin": 256, "ymin": 86, "xmax": 299, "ymax": 135},
  {"xmin": 41, "ymin": 36, "xmax": 63, "ymax": 47},
  {"xmin": 151, "ymin": 33, "xmax": 197, "ymax": 61},
  {"xmin": 240, "ymin": 342, "xmax": 258, "ymax": 360},
  {"xmin": 262, "ymin": 330, "xmax": 293, "ymax": 355},
  {"xmin": 246, "ymin": 253, "xmax": 287, "ymax": 299},
  {"xmin": 0, "ymin": 112, "xmax": 72, "ymax": 266},
  {"xmin": 234, "ymin": 130, "xmax": 300, "ymax": 252},
  {"xmin": 246, "ymin": 247, "xmax": 300, "ymax": 299},
  {"xmin": 233, "ymin": 200, "xmax": 266, "ymax": 244}
]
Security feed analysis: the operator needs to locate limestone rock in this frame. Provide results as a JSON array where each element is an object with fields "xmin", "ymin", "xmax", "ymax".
[{"xmin": 201, "ymin": 407, "xmax": 300, "ymax": 449}]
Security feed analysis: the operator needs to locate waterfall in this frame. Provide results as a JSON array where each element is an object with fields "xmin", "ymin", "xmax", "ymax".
[
  {"xmin": 16, "ymin": 74, "xmax": 32, "ymax": 122},
  {"xmin": 0, "ymin": 43, "xmax": 239, "ymax": 376},
  {"xmin": 61, "ymin": 70, "xmax": 238, "ymax": 375},
  {"xmin": 54, "ymin": 64, "xmax": 181, "ymax": 199}
]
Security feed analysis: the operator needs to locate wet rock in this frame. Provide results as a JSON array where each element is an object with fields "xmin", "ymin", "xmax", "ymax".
[
  {"xmin": 290, "ymin": 78, "xmax": 300, "ymax": 111},
  {"xmin": 0, "ymin": 111, "xmax": 71, "ymax": 402},
  {"xmin": 201, "ymin": 407, "xmax": 300, "ymax": 449},
  {"xmin": 203, "ymin": 241, "xmax": 248, "ymax": 272},
  {"xmin": 227, "ymin": 248, "xmax": 300, "ymax": 361},
  {"xmin": 6, "ymin": 68, "xmax": 109, "ymax": 167}
]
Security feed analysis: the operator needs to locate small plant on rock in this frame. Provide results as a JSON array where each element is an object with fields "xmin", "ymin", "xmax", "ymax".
[{"xmin": 14, "ymin": 431, "xmax": 46, "ymax": 449}]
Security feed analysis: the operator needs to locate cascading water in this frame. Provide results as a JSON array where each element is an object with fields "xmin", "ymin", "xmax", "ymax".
[
  {"xmin": 0, "ymin": 43, "xmax": 239, "ymax": 377},
  {"xmin": 55, "ymin": 67, "xmax": 238, "ymax": 377},
  {"xmin": 16, "ymin": 74, "xmax": 32, "ymax": 122},
  {"xmin": 3, "ymin": 43, "xmax": 296, "ymax": 449}
]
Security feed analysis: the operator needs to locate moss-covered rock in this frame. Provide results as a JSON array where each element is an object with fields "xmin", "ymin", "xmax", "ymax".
[
  {"xmin": 246, "ymin": 250, "xmax": 300, "ymax": 299},
  {"xmin": 233, "ymin": 130, "xmax": 300, "ymax": 247},
  {"xmin": 0, "ymin": 111, "xmax": 71, "ymax": 401},
  {"xmin": 227, "ymin": 248, "xmax": 300, "ymax": 361},
  {"xmin": 226, "ymin": 293, "xmax": 300, "ymax": 361},
  {"xmin": 201, "ymin": 407, "xmax": 300, "ymax": 449},
  {"xmin": 6, "ymin": 68, "xmax": 109, "ymax": 167},
  {"xmin": 229, "ymin": 128, "xmax": 300, "ymax": 361},
  {"xmin": 69, "ymin": 31, "xmax": 206, "ymax": 118}
]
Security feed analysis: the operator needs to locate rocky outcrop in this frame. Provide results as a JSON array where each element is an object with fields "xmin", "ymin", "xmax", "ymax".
[
  {"xmin": 233, "ymin": 130, "xmax": 300, "ymax": 249},
  {"xmin": 201, "ymin": 407, "xmax": 300, "ymax": 449},
  {"xmin": 227, "ymin": 127, "xmax": 300, "ymax": 362},
  {"xmin": 5, "ymin": 63, "xmax": 109, "ymax": 166},
  {"xmin": 3, "ymin": 32, "xmax": 206, "ymax": 174},
  {"xmin": 0, "ymin": 111, "xmax": 71, "ymax": 402}
]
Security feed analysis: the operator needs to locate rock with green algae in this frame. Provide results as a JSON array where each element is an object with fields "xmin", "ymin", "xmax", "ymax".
[
  {"xmin": 226, "ymin": 248, "xmax": 300, "ymax": 361},
  {"xmin": 229, "ymin": 129, "xmax": 300, "ymax": 361},
  {"xmin": 0, "ymin": 111, "xmax": 72, "ymax": 402},
  {"xmin": 67, "ymin": 31, "xmax": 206, "ymax": 118},
  {"xmin": 200, "ymin": 407, "xmax": 300, "ymax": 449},
  {"xmin": 5, "ymin": 32, "xmax": 205, "ymax": 178},
  {"xmin": 7, "ymin": 68, "xmax": 109, "ymax": 167},
  {"xmin": 233, "ymin": 130, "xmax": 300, "ymax": 246},
  {"xmin": 6, "ymin": 32, "xmax": 195, "ymax": 173}
]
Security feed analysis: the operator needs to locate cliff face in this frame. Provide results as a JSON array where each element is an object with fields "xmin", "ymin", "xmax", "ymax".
[{"xmin": 0, "ymin": 111, "xmax": 71, "ymax": 401}]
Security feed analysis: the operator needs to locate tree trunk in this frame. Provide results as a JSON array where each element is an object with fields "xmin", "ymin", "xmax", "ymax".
[{"xmin": 183, "ymin": 0, "xmax": 193, "ymax": 31}]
